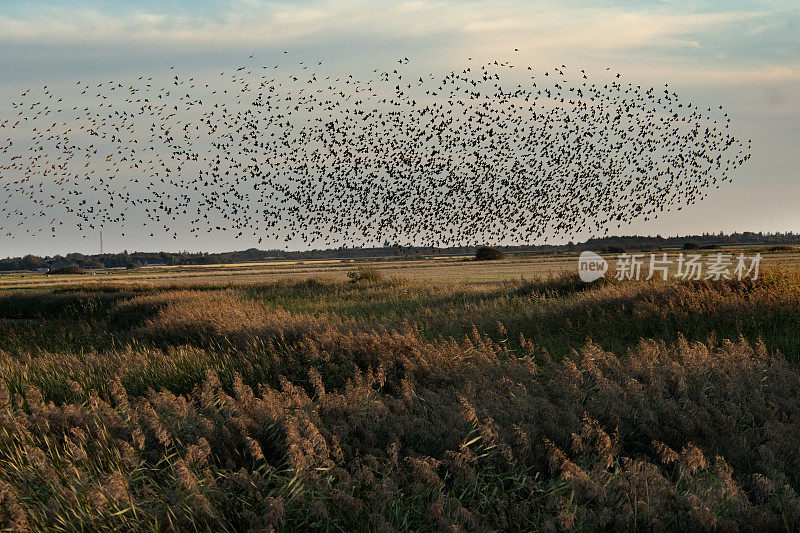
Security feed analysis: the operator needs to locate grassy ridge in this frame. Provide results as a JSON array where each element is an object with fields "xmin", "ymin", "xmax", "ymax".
[{"xmin": 0, "ymin": 271, "xmax": 799, "ymax": 530}]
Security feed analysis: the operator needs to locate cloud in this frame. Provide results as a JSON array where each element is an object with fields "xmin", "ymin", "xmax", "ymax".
[
  {"xmin": 0, "ymin": 1, "xmax": 796, "ymax": 84},
  {"xmin": 0, "ymin": 1, "xmax": 774, "ymax": 48},
  {"xmin": 456, "ymin": 7, "xmax": 762, "ymax": 58}
]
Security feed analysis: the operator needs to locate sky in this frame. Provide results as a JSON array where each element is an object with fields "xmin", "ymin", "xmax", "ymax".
[{"xmin": 0, "ymin": 0, "xmax": 798, "ymax": 256}]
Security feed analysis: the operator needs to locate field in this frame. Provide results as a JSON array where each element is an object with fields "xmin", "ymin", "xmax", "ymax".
[
  {"xmin": 1, "ymin": 250, "xmax": 799, "ymax": 531},
  {"xmin": 2, "ymin": 246, "xmax": 799, "ymax": 289}
]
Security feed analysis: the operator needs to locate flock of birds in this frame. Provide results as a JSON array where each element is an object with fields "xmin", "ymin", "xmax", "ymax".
[{"xmin": 0, "ymin": 53, "xmax": 751, "ymax": 247}]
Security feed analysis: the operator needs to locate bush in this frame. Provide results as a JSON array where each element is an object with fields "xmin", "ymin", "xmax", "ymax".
[
  {"xmin": 347, "ymin": 265, "xmax": 384, "ymax": 283},
  {"xmin": 46, "ymin": 265, "xmax": 86, "ymax": 276},
  {"xmin": 475, "ymin": 246, "xmax": 505, "ymax": 261},
  {"xmin": 126, "ymin": 262, "xmax": 142, "ymax": 270},
  {"xmin": 606, "ymin": 245, "xmax": 626, "ymax": 254},
  {"xmin": 683, "ymin": 242, "xmax": 700, "ymax": 250}
]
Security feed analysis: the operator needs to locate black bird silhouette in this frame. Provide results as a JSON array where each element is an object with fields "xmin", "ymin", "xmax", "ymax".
[{"xmin": 0, "ymin": 55, "xmax": 751, "ymax": 247}]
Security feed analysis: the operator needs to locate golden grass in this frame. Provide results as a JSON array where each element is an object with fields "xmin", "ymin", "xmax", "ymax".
[
  {"xmin": 0, "ymin": 267, "xmax": 799, "ymax": 530},
  {"xmin": 2, "ymin": 247, "xmax": 798, "ymax": 291}
]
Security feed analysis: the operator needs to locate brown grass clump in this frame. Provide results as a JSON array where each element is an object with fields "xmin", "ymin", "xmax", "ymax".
[
  {"xmin": 0, "ymin": 271, "xmax": 798, "ymax": 530},
  {"xmin": 347, "ymin": 265, "xmax": 385, "ymax": 283}
]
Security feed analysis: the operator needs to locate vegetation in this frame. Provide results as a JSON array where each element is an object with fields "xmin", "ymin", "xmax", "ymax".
[
  {"xmin": 3, "ymin": 231, "xmax": 800, "ymax": 272},
  {"xmin": 347, "ymin": 265, "xmax": 385, "ymax": 283},
  {"xmin": 474, "ymin": 246, "xmax": 505, "ymax": 261},
  {"xmin": 45, "ymin": 265, "xmax": 86, "ymax": 276},
  {"xmin": 0, "ymin": 269, "xmax": 799, "ymax": 530}
]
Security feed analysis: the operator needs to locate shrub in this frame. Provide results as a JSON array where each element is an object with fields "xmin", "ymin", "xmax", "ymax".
[
  {"xmin": 347, "ymin": 265, "xmax": 384, "ymax": 283},
  {"xmin": 606, "ymin": 245, "xmax": 626, "ymax": 254},
  {"xmin": 475, "ymin": 246, "xmax": 505, "ymax": 261},
  {"xmin": 683, "ymin": 242, "xmax": 700, "ymax": 250},
  {"xmin": 46, "ymin": 265, "xmax": 86, "ymax": 276}
]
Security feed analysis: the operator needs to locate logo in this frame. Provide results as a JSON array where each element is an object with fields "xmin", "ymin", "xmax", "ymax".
[
  {"xmin": 578, "ymin": 251, "xmax": 608, "ymax": 282},
  {"xmin": 577, "ymin": 251, "xmax": 761, "ymax": 282}
]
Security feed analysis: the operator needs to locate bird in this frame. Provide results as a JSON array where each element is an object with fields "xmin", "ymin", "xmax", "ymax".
[{"xmin": 0, "ymin": 54, "xmax": 751, "ymax": 249}]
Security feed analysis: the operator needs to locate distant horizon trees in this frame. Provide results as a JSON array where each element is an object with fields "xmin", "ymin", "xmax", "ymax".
[{"xmin": 1, "ymin": 231, "xmax": 798, "ymax": 272}]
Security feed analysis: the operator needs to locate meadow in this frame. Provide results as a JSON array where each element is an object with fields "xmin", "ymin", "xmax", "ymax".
[{"xmin": 0, "ymin": 251, "xmax": 799, "ymax": 531}]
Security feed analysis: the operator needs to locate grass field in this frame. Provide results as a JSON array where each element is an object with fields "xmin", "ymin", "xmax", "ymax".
[
  {"xmin": 2, "ymin": 246, "xmax": 798, "ymax": 290},
  {"xmin": 0, "ymin": 249, "xmax": 799, "ymax": 531}
]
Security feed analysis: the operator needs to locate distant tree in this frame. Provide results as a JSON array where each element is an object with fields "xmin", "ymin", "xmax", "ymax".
[
  {"xmin": 606, "ymin": 245, "xmax": 626, "ymax": 254},
  {"xmin": 69, "ymin": 256, "xmax": 104, "ymax": 269},
  {"xmin": 126, "ymin": 261, "xmax": 142, "ymax": 270},
  {"xmin": 683, "ymin": 242, "xmax": 700, "ymax": 250},
  {"xmin": 47, "ymin": 265, "xmax": 86, "ymax": 276},
  {"xmin": 475, "ymin": 246, "xmax": 505, "ymax": 261},
  {"xmin": 21, "ymin": 255, "xmax": 46, "ymax": 271}
]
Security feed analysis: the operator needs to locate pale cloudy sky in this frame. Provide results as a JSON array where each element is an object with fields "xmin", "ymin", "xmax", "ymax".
[{"xmin": 0, "ymin": 0, "xmax": 798, "ymax": 255}]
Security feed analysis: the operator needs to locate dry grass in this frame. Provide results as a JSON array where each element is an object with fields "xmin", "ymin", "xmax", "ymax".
[
  {"xmin": 0, "ymin": 269, "xmax": 799, "ymax": 530},
  {"xmin": 2, "ymin": 247, "xmax": 796, "ymax": 291}
]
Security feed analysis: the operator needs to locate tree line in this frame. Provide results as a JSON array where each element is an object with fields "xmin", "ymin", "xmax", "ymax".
[{"xmin": 1, "ymin": 231, "xmax": 798, "ymax": 272}]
